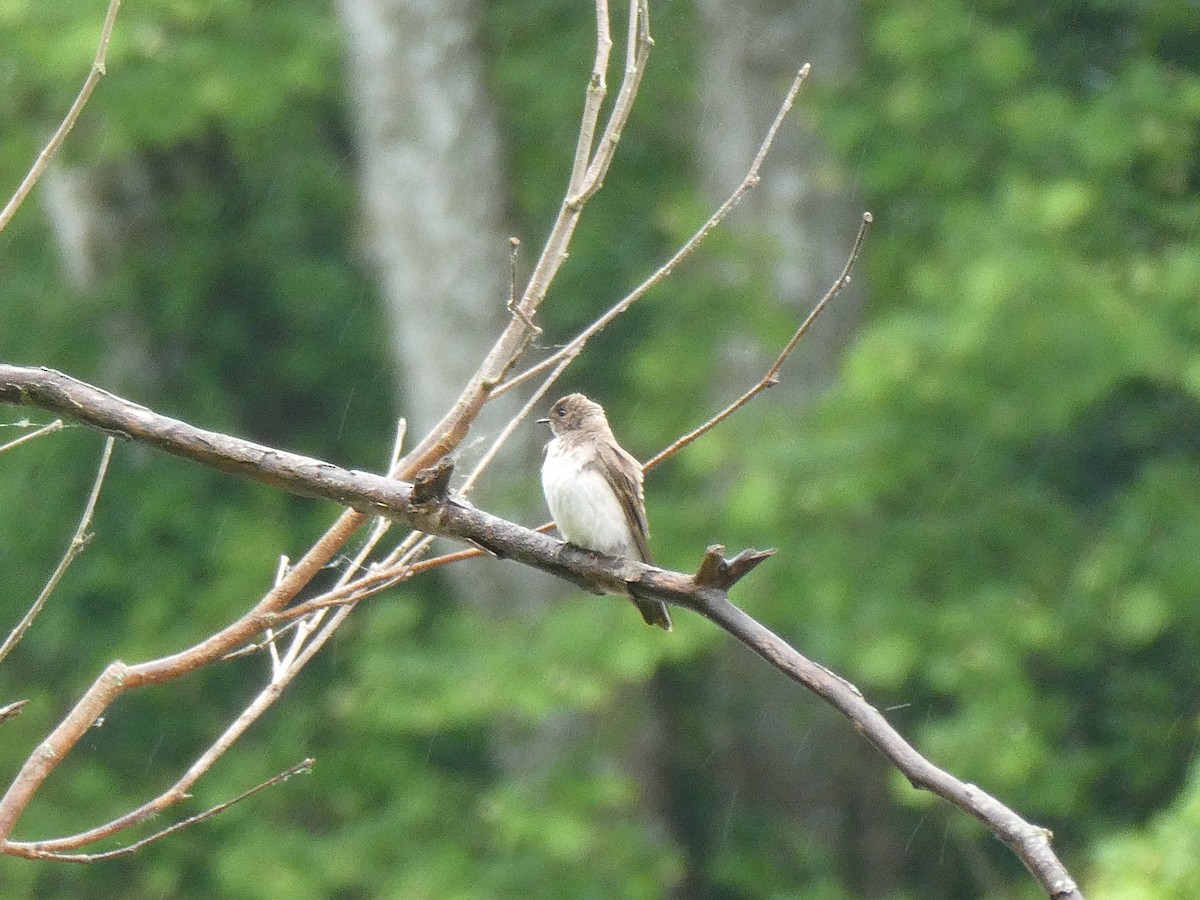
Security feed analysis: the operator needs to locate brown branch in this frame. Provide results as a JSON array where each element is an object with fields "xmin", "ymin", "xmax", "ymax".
[
  {"xmin": 644, "ymin": 210, "xmax": 873, "ymax": 472},
  {"xmin": 0, "ymin": 470, "xmax": 361, "ymax": 843},
  {"xmin": 0, "ymin": 367, "xmax": 1082, "ymax": 897},
  {"xmin": 690, "ymin": 570, "xmax": 1079, "ymax": 900},
  {"xmin": 572, "ymin": 0, "xmax": 652, "ymax": 204},
  {"xmin": 0, "ymin": 0, "xmax": 122, "ymax": 233}
]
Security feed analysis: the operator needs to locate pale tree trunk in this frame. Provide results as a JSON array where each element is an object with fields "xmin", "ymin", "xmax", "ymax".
[
  {"xmin": 696, "ymin": 0, "xmax": 863, "ymax": 385},
  {"xmin": 336, "ymin": 0, "xmax": 550, "ymax": 609},
  {"xmin": 40, "ymin": 160, "xmax": 159, "ymax": 394},
  {"xmin": 336, "ymin": 0, "xmax": 511, "ymax": 439}
]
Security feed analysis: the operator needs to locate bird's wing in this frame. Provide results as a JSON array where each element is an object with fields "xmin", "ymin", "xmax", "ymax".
[{"xmin": 593, "ymin": 440, "xmax": 653, "ymax": 563}]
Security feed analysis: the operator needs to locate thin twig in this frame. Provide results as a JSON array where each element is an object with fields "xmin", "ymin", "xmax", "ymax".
[
  {"xmin": 0, "ymin": 701, "xmax": 29, "ymax": 726},
  {"xmin": 568, "ymin": 0, "xmax": 614, "ymax": 194},
  {"xmin": 275, "ymin": 418, "xmax": 413, "ymax": 672},
  {"xmin": 11, "ymin": 760, "xmax": 313, "ymax": 862},
  {"xmin": 0, "ymin": 0, "xmax": 123, "ymax": 233},
  {"xmin": 644, "ymin": 211, "xmax": 873, "ymax": 472},
  {"xmin": 0, "ymin": 437, "xmax": 115, "ymax": 664},
  {"xmin": 0, "ymin": 419, "xmax": 65, "ymax": 455},
  {"xmin": 494, "ymin": 64, "xmax": 813, "ymax": 400}
]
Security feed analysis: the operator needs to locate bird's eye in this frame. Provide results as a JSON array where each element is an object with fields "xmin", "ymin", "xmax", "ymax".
[{"xmin": 556, "ymin": 407, "xmax": 566, "ymax": 417}]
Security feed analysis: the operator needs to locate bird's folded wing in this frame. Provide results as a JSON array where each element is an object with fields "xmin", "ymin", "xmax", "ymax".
[{"xmin": 592, "ymin": 442, "xmax": 653, "ymax": 564}]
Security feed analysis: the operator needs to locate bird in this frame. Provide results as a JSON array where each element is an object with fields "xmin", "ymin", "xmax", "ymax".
[{"xmin": 539, "ymin": 393, "xmax": 672, "ymax": 631}]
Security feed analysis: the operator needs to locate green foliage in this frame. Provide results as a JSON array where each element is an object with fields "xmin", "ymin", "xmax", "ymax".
[
  {"xmin": 1090, "ymin": 762, "xmax": 1200, "ymax": 898},
  {"xmin": 3, "ymin": 0, "xmax": 1200, "ymax": 896},
  {"xmin": 774, "ymin": 0, "xmax": 1200, "ymax": 885}
]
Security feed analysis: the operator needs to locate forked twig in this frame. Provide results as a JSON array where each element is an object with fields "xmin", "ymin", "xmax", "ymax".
[
  {"xmin": 399, "ymin": 0, "xmax": 652, "ymax": 471},
  {"xmin": 9, "ymin": 760, "xmax": 312, "ymax": 862}
]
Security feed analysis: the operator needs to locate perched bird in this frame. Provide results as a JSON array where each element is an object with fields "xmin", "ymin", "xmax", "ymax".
[{"xmin": 539, "ymin": 393, "xmax": 672, "ymax": 631}]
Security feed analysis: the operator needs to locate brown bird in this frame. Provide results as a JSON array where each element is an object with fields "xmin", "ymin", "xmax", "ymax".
[{"xmin": 539, "ymin": 393, "xmax": 672, "ymax": 631}]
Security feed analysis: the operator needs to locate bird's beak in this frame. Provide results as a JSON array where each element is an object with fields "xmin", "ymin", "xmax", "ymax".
[{"xmin": 536, "ymin": 417, "xmax": 550, "ymax": 425}]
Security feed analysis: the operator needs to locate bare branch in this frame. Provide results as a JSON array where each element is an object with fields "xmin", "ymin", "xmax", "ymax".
[
  {"xmin": 8, "ymin": 760, "xmax": 313, "ymax": 861},
  {"xmin": 0, "ymin": 436, "xmax": 114, "ymax": 663},
  {"xmin": 692, "ymin": 581, "xmax": 1080, "ymax": 900},
  {"xmin": 0, "ymin": 419, "xmax": 64, "ymax": 455},
  {"xmin": 398, "ymin": 1, "xmax": 652, "ymax": 473},
  {"xmin": 0, "ymin": 0, "xmax": 122, "ymax": 233},
  {"xmin": 568, "ymin": 0, "xmax": 614, "ymax": 194},
  {"xmin": 644, "ymin": 210, "xmax": 873, "ymax": 472},
  {"xmin": 0, "ymin": 491, "xmax": 364, "ymax": 843},
  {"xmin": 572, "ymin": 0, "xmax": 652, "ymax": 203},
  {"xmin": 494, "ymin": 64, "xmax": 813, "ymax": 400},
  {"xmin": 0, "ymin": 366, "xmax": 1087, "ymax": 896}
]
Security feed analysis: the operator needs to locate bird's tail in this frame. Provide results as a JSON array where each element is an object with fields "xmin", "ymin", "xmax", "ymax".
[{"xmin": 633, "ymin": 597, "xmax": 672, "ymax": 631}]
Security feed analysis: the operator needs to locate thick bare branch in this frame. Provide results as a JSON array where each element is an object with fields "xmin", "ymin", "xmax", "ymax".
[{"xmin": 0, "ymin": 366, "xmax": 1082, "ymax": 897}]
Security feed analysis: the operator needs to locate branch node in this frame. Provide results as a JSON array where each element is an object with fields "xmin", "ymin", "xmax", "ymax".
[
  {"xmin": 410, "ymin": 458, "xmax": 455, "ymax": 507},
  {"xmin": 693, "ymin": 545, "xmax": 777, "ymax": 590}
]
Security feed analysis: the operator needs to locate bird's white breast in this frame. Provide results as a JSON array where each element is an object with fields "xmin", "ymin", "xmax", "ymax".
[{"xmin": 542, "ymin": 438, "xmax": 636, "ymax": 557}]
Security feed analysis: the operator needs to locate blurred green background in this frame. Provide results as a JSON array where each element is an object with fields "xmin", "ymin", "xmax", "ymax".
[{"xmin": 2, "ymin": 0, "xmax": 1199, "ymax": 897}]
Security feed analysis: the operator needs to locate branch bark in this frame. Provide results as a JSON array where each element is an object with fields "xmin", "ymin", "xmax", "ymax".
[{"xmin": 0, "ymin": 365, "xmax": 1081, "ymax": 898}]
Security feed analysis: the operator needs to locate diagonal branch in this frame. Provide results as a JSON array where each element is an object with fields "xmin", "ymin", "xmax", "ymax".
[
  {"xmin": 0, "ymin": 419, "xmax": 64, "ymax": 455},
  {"xmin": 494, "ymin": 63, "xmax": 812, "ymax": 400},
  {"xmin": 0, "ymin": 366, "xmax": 1081, "ymax": 898},
  {"xmin": 0, "ymin": 436, "xmax": 115, "ymax": 663},
  {"xmin": 645, "ymin": 210, "xmax": 872, "ymax": 472},
  {"xmin": 0, "ymin": 0, "xmax": 122, "ymax": 233},
  {"xmin": 8, "ymin": 760, "xmax": 312, "ymax": 862}
]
